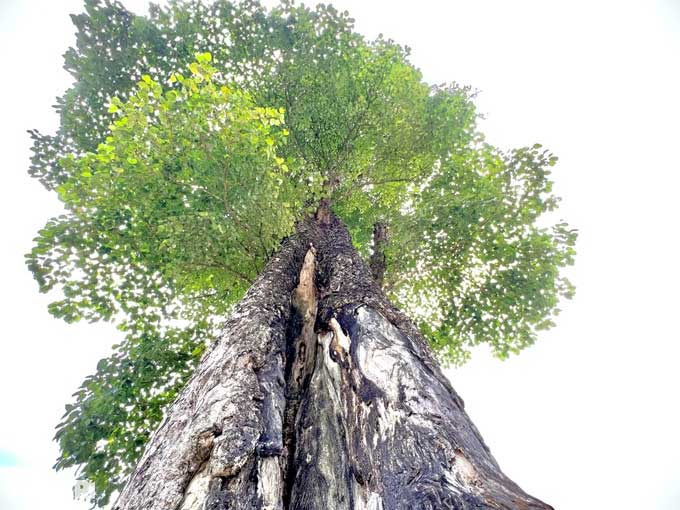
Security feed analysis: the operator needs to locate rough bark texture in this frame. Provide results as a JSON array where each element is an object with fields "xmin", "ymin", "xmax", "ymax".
[{"xmin": 113, "ymin": 212, "xmax": 553, "ymax": 510}]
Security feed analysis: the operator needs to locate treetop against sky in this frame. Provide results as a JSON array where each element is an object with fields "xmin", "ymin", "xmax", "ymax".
[{"xmin": 25, "ymin": 0, "xmax": 575, "ymax": 505}]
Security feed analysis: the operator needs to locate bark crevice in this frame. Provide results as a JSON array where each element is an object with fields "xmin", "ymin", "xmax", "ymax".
[{"xmin": 282, "ymin": 247, "xmax": 319, "ymax": 510}]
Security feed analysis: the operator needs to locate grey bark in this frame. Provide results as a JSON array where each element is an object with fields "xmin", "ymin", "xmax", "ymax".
[{"xmin": 113, "ymin": 212, "xmax": 553, "ymax": 510}]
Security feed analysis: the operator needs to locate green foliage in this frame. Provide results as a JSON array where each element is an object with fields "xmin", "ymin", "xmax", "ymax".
[
  {"xmin": 386, "ymin": 143, "xmax": 576, "ymax": 362},
  {"xmin": 27, "ymin": 0, "xmax": 576, "ymax": 505},
  {"xmin": 54, "ymin": 320, "xmax": 208, "ymax": 501}
]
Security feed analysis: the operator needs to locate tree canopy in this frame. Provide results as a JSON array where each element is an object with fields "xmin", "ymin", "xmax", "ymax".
[{"xmin": 27, "ymin": 0, "xmax": 576, "ymax": 505}]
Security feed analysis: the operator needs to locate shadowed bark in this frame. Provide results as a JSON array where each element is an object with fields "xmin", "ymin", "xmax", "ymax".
[{"xmin": 113, "ymin": 212, "xmax": 552, "ymax": 510}]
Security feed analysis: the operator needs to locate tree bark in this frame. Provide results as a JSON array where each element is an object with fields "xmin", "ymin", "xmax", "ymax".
[{"xmin": 113, "ymin": 212, "xmax": 553, "ymax": 510}]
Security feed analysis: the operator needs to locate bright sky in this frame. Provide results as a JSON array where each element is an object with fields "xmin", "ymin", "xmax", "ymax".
[{"xmin": 1, "ymin": 0, "xmax": 679, "ymax": 509}]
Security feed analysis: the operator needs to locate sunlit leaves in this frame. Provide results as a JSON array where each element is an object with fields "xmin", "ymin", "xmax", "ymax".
[{"xmin": 386, "ymin": 143, "xmax": 577, "ymax": 362}]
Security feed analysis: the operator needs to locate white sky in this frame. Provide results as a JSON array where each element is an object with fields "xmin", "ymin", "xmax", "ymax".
[{"xmin": 1, "ymin": 0, "xmax": 679, "ymax": 508}]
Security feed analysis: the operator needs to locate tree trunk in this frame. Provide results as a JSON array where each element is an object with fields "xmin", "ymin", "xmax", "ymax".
[{"xmin": 113, "ymin": 212, "xmax": 552, "ymax": 510}]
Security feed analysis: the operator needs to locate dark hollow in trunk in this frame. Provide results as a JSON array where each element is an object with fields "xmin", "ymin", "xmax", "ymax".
[{"xmin": 113, "ymin": 212, "xmax": 553, "ymax": 510}]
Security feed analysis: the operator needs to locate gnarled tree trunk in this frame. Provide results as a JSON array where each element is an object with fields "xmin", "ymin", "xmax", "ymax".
[{"xmin": 113, "ymin": 212, "xmax": 552, "ymax": 510}]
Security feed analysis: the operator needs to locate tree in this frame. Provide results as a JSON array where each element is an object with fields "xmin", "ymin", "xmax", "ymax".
[{"xmin": 27, "ymin": 0, "xmax": 576, "ymax": 508}]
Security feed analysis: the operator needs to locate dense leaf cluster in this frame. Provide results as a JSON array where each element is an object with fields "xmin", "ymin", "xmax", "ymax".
[{"xmin": 27, "ymin": 0, "xmax": 576, "ymax": 505}]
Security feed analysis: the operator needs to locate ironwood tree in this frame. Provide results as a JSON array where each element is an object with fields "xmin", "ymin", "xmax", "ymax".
[{"xmin": 27, "ymin": 0, "xmax": 576, "ymax": 508}]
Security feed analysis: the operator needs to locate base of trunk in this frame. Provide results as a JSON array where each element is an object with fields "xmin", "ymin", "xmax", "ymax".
[{"xmin": 113, "ymin": 214, "xmax": 552, "ymax": 510}]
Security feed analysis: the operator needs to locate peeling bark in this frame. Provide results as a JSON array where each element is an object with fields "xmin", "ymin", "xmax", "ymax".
[{"xmin": 113, "ymin": 213, "xmax": 552, "ymax": 510}]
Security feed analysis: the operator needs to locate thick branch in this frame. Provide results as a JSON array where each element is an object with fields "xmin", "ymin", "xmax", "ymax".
[{"xmin": 368, "ymin": 221, "xmax": 388, "ymax": 288}]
